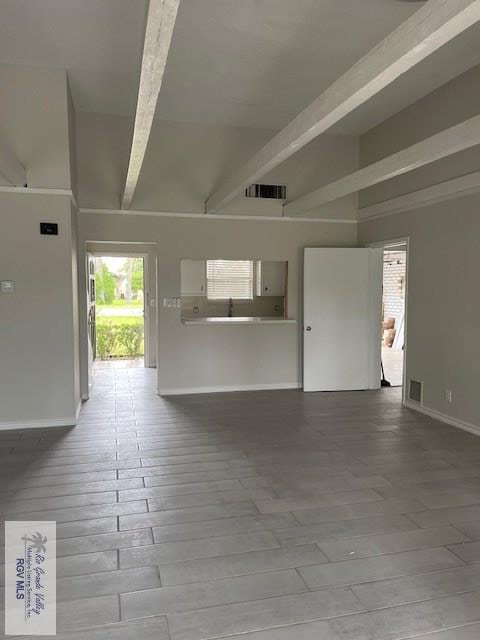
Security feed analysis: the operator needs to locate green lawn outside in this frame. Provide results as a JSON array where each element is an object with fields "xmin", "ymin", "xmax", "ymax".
[
  {"xmin": 108, "ymin": 299, "xmax": 143, "ymax": 308},
  {"xmin": 97, "ymin": 315, "xmax": 143, "ymax": 327}
]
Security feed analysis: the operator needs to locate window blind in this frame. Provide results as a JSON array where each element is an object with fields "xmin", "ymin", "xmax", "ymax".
[{"xmin": 206, "ymin": 260, "xmax": 254, "ymax": 300}]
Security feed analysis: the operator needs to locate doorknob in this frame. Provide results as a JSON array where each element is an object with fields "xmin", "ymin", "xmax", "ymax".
[{"xmin": 305, "ymin": 326, "xmax": 312, "ymax": 331}]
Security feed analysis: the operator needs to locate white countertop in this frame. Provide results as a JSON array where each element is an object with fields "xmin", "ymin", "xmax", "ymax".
[{"xmin": 182, "ymin": 316, "xmax": 296, "ymax": 325}]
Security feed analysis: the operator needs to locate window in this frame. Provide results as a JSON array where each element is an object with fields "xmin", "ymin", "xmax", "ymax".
[{"xmin": 206, "ymin": 260, "xmax": 254, "ymax": 300}]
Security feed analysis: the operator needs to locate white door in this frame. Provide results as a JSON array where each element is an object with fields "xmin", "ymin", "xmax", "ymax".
[{"xmin": 303, "ymin": 248, "xmax": 382, "ymax": 392}]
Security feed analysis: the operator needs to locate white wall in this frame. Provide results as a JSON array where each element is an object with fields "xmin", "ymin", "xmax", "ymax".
[
  {"xmin": 76, "ymin": 112, "xmax": 358, "ymax": 219},
  {"xmin": 78, "ymin": 212, "xmax": 357, "ymax": 394},
  {"xmin": 0, "ymin": 66, "xmax": 81, "ymax": 428},
  {"xmin": 359, "ymin": 64, "xmax": 480, "ymax": 208},
  {"xmin": 0, "ymin": 65, "xmax": 72, "ymax": 189},
  {"xmin": 0, "ymin": 192, "xmax": 80, "ymax": 427},
  {"xmin": 359, "ymin": 192, "xmax": 480, "ymax": 430}
]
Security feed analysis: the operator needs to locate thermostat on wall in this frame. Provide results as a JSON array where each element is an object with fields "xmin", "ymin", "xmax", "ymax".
[
  {"xmin": 40, "ymin": 222, "xmax": 58, "ymax": 235},
  {"xmin": 1, "ymin": 280, "xmax": 15, "ymax": 293}
]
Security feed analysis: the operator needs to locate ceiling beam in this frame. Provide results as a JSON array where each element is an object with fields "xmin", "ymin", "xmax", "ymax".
[
  {"xmin": 205, "ymin": 0, "xmax": 480, "ymax": 214},
  {"xmin": 0, "ymin": 133, "xmax": 26, "ymax": 186},
  {"xmin": 121, "ymin": 0, "xmax": 180, "ymax": 210},
  {"xmin": 283, "ymin": 114, "xmax": 480, "ymax": 216},
  {"xmin": 357, "ymin": 170, "xmax": 480, "ymax": 222}
]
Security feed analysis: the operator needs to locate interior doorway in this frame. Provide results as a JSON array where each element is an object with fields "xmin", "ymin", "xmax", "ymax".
[{"xmin": 378, "ymin": 241, "xmax": 408, "ymax": 389}]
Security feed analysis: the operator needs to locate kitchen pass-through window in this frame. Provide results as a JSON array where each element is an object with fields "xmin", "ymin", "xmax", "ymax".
[{"xmin": 206, "ymin": 260, "xmax": 254, "ymax": 300}]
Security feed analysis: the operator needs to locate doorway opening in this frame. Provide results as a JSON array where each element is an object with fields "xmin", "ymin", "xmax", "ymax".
[
  {"xmin": 81, "ymin": 242, "xmax": 157, "ymax": 402},
  {"xmin": 380, "ymin": 243, "xmax": 408, "ymax": 388},
  {"xmin": 88, "ymin": 255, "xmax": 146, "ymax": 371},
  {"xmin": 96, "ymin": 256, "xmax": 145, "ymax": 364}
]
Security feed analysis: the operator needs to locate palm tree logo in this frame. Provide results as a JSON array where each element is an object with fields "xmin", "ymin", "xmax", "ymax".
[{"xmin": 22, "ymin": 532, "xmax": 47, "ymax": 554}]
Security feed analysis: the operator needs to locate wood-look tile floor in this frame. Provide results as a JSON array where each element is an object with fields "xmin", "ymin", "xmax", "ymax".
[{"xmin": 2, "ymin": 365, "xmax": 480, "ymax": 639}]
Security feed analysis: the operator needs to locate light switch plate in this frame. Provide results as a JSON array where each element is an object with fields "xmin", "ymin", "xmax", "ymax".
[
  {"xmin": 1, "ymin": 280, "xmax": 15, "ymax": 293},
  {"xmin": 163, "ymin": 297, "xmax": 181, "ymax": 308}
]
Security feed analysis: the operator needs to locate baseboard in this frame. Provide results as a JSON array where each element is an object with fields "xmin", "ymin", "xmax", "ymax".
[
  {"xmin": 159, "ymin": 382, "xmax": 301, "ymax": 396},
  {"xmin": 404, "ymin": 400, "xmax": 480, "ymax": 437},
  {"xmin": 0, "ymin": 416, "xmax": 77, "ymax": 431}
]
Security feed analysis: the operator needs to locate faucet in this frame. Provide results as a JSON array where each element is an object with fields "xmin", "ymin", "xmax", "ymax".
[{"xmin": 228, "ymin": 298, "xmax": 233, "ymax": 317}]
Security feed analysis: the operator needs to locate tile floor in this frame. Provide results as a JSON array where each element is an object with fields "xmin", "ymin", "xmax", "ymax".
[{"xmin": 2, "ymin": 363, "xmax": 480, "ymax": 638}]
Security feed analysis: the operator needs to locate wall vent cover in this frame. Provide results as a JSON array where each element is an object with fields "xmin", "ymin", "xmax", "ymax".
[
  {"xmin": 245, "ymin": 184, "xmax": 287, "ymax": 200},
  {"xmin": 409, "ymin": 379, "xmax": 423, "ymax": 404}
]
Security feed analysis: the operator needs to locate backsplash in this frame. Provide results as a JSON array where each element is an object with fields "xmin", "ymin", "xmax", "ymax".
[{"xmin": 181, "ymin": 296, "xmax": 285, "ymax": 319}]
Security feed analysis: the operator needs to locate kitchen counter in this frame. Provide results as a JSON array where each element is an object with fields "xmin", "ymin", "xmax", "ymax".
[{"xmin": 182, "ymin": 316, "xmax": 296, "ymax": 325}]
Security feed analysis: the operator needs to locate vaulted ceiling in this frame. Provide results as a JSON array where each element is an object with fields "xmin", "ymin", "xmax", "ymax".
[{"xmin": 2, "ymin": 0, "xmax": 480, "ymax": 136}]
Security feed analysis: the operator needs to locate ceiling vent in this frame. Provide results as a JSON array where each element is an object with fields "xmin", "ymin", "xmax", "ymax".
[
  {"xmin": 408, "ymin": 379, "xmax": 423, "ymax": 404},
  {"xmin": 245, "ymin": 184, "xmax": 287, "ymax": 200}
]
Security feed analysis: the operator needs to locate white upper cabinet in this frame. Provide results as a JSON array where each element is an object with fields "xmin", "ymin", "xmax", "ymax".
[
  {"xmin": 181, "ymin": 260, "xmax": 206, "ymax": 296},
  {"xmin": 257, "ymin": 261, "xmax": 286, "ymax": 296}
]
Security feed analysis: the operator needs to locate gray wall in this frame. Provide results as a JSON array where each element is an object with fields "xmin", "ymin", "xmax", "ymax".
[
  {"xmin": 359, "ymin": 192, "xmax": 480, "ymax": 429},
  {"xmin": 357, "ymin": 62, "xmax": 480, "ymax": 429},
  {"xmin": 359, "ymin": 64, "xmax": 480, "ymax": 208},
  {"xmin": 0, "ymin": 65, "xmax": 72, "ymax": 189},
  {"xmin": 0, "ymin": 192, "xmax": 80, "ymax": 426},
  {"xmin": 79, "ymin": 212, "xmax": 357, "ymax": 394},
  {"xmin": 0, "ymin": 66, "xmax": 81, "ymax": 428},
  {"xmin": 76, "ymin": 112, "xmax": 358, "ymax": 219}
]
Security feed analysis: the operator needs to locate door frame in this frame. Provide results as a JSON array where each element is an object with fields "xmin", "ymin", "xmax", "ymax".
[
  {"xmin": 87, "ymin": 251, "xmax": 151, "ymax": 368},
  {"xmin": 368, "ymin": 236, "xmax": 410, "ymax": 405}
]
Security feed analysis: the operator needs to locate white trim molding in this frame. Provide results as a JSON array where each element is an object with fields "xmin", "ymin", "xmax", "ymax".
[
  {"xmin": 75, "ymin": 400, "xmax": 82, "ymax": 423},
  {"xmin": 159, "ymin": 382, "xmax": 301, "ymax": 396},
  {"xmin": 0, "ymin": 186, "xmax": 73, "ymax": 198},
  {"xmin": 80, "ymin": 207, "xmax": 356, "ymax": 224},
  {"xmin": 0, "ymin": 416, "xmax": 77, "ymax": 431},
  {"xmin": 404, "ymin": 400, "xmax": 480, "ymax": 438},
  {"xmin": 358, "ymin": 171, "xmax": 480, "ymax": 222}
]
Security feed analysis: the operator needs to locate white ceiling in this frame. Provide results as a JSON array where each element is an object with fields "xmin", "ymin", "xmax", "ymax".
[{"xmin": 1, "ymin": 0, "xmax": 479, "ymax": 135}]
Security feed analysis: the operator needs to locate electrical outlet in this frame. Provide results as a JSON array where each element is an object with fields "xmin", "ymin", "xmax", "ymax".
[{"xmin": 445, "ymin": 389, "xmax": 453, "ymax": 404}]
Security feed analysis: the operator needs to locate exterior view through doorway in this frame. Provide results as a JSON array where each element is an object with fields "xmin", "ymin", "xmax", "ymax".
[
  {"xmin": 370, "ymin": 238, "xmax": 409, "ymax": 394},
  {"xmin": 85, "ymin": 247, "xmax": 156, "ymax": 399},
  {"xmin": 93, "ymin": 255, "xmax": 145, "ymax": 363}
]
